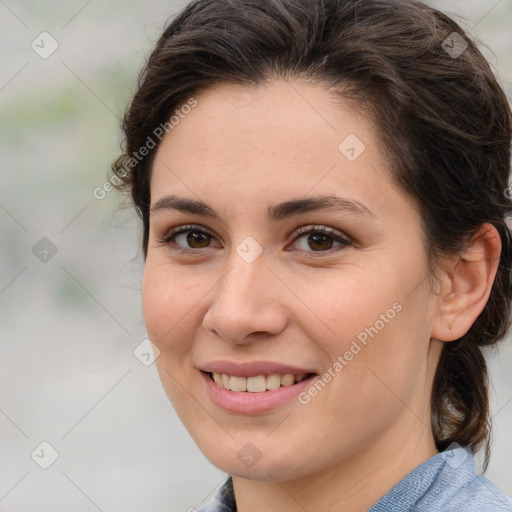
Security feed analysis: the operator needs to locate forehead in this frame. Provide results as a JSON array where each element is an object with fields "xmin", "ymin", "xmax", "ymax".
[
  {"xmin": 167, "ymin": 80, "xmax": 360, "ymax": 156},
  {"xmin": 150, "ymin": 79, "xmax": 413, "ymax": 221}
]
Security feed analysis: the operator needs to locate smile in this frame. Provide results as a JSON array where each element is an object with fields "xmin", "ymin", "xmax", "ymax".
[{"xmin": 209, "ymin": 372, "xmax": 312, "ymax": 392}]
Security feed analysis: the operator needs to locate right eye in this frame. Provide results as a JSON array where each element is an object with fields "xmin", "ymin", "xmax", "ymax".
[{"xmin": 159, "ymin": 224, "xmax": 221, "ymax": 253}]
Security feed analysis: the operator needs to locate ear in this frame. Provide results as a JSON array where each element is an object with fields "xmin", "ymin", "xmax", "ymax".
[{"xmin": 431, "ymin": 223, "xmax": 501, "ymax": 342}]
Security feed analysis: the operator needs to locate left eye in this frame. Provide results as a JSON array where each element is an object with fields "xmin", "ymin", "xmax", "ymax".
[
  {"xmin": 160, "ymin": 224, "xmax": 351, "ymax": 255},
  {"xmin": 289, "ymin": 225, "xmax": 351, "ymax": 254}
]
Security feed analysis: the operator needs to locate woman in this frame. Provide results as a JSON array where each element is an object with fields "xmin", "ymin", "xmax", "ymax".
[{"xmin": 112, "ymin": 0, "xmax": 512, "ymax": 509}]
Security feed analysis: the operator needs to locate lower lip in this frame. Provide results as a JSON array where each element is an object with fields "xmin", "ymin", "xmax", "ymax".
[{"xmin": 200, "ymin": 370, "xmax": 317, "ymax": 414}]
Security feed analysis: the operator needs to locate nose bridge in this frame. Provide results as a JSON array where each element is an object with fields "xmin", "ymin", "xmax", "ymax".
[
  {"xmin": 217, "ymin": 233, "xmax": 269, "ymax": 302},
  {"xmin": 225, "ymin": 248, "xmax": 266, "ymax": 298},
  {"xmin": 217, "ymin": 248, "xmax": 271, "ymax": 315},
  {"xmin": 202, "ymin": 246, "xmax": 287, "ymax": 342}
]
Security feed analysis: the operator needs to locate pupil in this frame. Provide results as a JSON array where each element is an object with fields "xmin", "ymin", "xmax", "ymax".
[
  {"xmin": 309, "ymin": 233, "xmax": 332, "ymax": 251},
  {"xmin": 188, "ymin": 231, "xmax": 209, "ymax": 248}
]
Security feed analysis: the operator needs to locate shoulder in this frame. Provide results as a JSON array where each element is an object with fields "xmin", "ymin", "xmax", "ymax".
[
  {"xmin": 437, "ymin": 474, "xmax": 512, "ymax": 512},
  {"xmin": 371, "ymin": 445, "xmax": 512, "ymax": 512},
  {"xmin": 428, "ymin": 447, "xmax": 512, "ymax": 511}
]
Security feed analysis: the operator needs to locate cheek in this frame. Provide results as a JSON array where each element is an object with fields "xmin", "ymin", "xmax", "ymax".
[
  {"xmin": 300, "ymin": 266, "xmax": 429, "ymax": 408},
  {"xmin": 142, "ymin": 263, "xmax": 206, "ymax": 412},
  {"xmin": 302, "ymin": 267, "xmax": 403, "ymax": 353},
  {"xmin": 142, "ymin": 262, "xmax": 205, "ymax": 356}
]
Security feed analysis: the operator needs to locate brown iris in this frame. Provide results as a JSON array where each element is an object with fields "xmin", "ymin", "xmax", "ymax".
[
  {"xmin": 308, "ymin": 233, "xmax": 334, "ymax": 251},
  {"xmin": 187, "ymin": 231, "xmax": 211, "ymax": 248}
]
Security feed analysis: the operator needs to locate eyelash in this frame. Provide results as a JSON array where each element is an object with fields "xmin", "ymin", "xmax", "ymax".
[{"xmin": 158, "ymin": 224, "xmax": 352, "ymax": 257}]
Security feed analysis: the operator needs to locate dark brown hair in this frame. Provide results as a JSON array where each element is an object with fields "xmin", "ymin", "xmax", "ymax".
[{"xmin": 112, "ymin": 0, "xmax": 512, "ymax": 469}]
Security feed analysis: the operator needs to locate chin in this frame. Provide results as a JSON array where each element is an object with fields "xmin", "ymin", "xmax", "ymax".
[{"xmin": 193, "ymin": 433, "xmax": 316, "ymax": 482}]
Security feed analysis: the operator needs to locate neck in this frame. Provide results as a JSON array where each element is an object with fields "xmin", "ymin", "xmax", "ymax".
[{"xmin": 231, "ymin": 415, "xmax": 439, "ymax": 512}]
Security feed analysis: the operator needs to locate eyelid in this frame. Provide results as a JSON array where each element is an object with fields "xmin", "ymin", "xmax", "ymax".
[{"xmin": 289, "ymin": 224, "xmax": 350, "ymax": 244}]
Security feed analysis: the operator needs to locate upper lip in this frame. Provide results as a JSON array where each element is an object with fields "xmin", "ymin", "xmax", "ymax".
[{"xmin": 200, "ymin": 360, "xmax": 317, "ymax": 377}]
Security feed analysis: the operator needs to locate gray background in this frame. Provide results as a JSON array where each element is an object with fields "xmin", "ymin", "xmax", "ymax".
[{"xmin": 0, "ymin": 1, "xmax": 511, "ymax": 511}]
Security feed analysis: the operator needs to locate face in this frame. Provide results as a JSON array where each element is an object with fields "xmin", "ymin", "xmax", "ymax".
[{"xmin": 143, "ymin": 79, "xmax": 441, "ymax": 481}]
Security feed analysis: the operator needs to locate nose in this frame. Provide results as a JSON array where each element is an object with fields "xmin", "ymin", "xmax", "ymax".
[{"xmin": 202, "ymin": 253, "xmax": 288, "ymax": 345}]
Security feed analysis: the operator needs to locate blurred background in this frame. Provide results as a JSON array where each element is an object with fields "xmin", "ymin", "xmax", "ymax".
[{"xmin": 0, "ymin": 1, "xmax": 511, "ymax": 511}]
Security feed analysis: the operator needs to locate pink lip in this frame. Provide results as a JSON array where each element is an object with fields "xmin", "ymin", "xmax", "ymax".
[
  {"xmin": 200, "ymin": 370, "xmax": 318, "ymax": 414},
  {"xmin": 200, "ymin": 359, "xmax": 316, "ymax": 377}
]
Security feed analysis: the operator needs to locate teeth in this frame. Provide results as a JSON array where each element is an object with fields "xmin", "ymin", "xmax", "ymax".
[
  {"xmin": 247, "ymin": 375, "xmax": 267, "ymax": 392},
  {"xmin": 266, "ymin": 374, "xmax": 281, "ymax": 391},
  {"xmin": 211, "ymin": 372, "xmax": 308, "ymax": 392},
  {"xmin": 229, "ymin": 376, "xmax": 247, "ymax": 392},
  {"xmin": 281, "ymin": 374, "xmax": 295, "ymax": 386}
]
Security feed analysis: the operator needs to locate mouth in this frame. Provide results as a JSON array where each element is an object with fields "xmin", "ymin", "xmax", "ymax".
[{"xmin": 202, "ymin": 370, "xmax": 317, "ymax": 392}]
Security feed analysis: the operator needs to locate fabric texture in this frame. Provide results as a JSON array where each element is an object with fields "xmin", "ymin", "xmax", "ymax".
[{"xmin": 197, "ymin": 445, "xmax": 512, "ymax": 511}]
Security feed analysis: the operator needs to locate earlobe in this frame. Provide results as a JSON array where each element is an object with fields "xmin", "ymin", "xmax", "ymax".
[{"xmin": 431, "ymin": 223, "xmax": 501, "ymax": 342}]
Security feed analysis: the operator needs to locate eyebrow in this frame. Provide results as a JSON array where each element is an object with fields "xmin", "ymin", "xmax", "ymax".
[{"xmin": 150, "ymin": 194, "xmax": 375, "ymax": 221}]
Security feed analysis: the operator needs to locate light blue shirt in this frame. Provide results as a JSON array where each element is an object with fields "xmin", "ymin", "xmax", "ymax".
[{"xmin": 198, "ymin": 444, "xmax": 512, "ymax": 511}]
